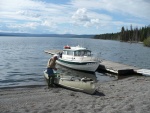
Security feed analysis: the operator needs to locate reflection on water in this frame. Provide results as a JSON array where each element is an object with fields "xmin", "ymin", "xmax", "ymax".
[
  {"xmin": 56, "ymin": 65, "xmax": 97, "ymax": 82},
  {"xmin": 56, "ymin": 65, "xmax": 116, "ymax": 83}
]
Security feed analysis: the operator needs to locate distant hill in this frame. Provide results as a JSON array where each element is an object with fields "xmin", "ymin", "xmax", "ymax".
[{"xmin": 0, "ymin": 32, "xmax": 94, "ymax": 38}]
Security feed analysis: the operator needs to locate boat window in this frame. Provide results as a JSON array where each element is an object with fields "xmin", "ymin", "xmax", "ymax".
[
  {"xmin": 67, "ymin": 51, "xmax": 73, "ymax": 55},
  {"xmin": 74, "ymin": 50, "xmax": 91, "ymax": 56},
  {"xmin": 74, "ymin": 51, "xmax": 77, "ymax": 56},
  {"xmin": 81, "ymin": 51, "xmax": 84, "ymax": 56},
  {"xmin": 86, "ymin": 51, "xmax": 91, "ymax": 56},
  {"xmin": 63, "ymin": 50, "xmax": 67, "ymax": 55},
  {"xmin": 74, "ymin": 51, "xmax": 81, "ymax": 56}
]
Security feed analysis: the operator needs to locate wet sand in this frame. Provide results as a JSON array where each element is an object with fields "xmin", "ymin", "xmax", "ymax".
[{"xmin": 0, "ymin": 76, "xmax": 150, "ymax": 113}]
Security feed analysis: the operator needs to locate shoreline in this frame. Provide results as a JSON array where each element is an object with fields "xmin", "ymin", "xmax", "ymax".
[
  {"xmin": 0, "ymin": 85, "xmax": 46, "ymax": 90},
  {"xmin": 0, "ymin": 76, "xmax": 150, "ymax": 113}
]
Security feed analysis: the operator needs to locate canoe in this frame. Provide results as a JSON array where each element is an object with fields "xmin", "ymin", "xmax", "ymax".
[{"xmin": 43, "ymin": 70, "xmax": 96, "ymax": 94}]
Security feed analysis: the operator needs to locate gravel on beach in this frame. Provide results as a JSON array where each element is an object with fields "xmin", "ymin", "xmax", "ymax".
[{"xmin": 0, "ymin": 76, "xmax": 150, "ymax": 113}]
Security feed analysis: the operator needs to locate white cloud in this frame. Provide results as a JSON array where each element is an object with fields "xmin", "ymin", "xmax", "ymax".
[
  {"xmin": 72, "ymin": 8, "xmax": 95, "ymax": 26},
  {"xmin": 71, "ymin": 8, "xmax": 112, "ymax": 28},
  {"xmin": 70, "ymin": 0, "xmax": 150, "ymax": 20},
  {"xmin": 0, "ymin": 0, "xmax": 44, "ymax": 14},
  {"xmin": 0, "ymin": 0, "xmax": 69, "ymax": 22},
  {"xmin": 0, "ymin": 0, "xmax": 70, "ymax": 33},
  {"xmin": 0, "ymin": 0, "xmax": 149, "ymax": 34},
  {"xmin": 16, "ymin": 10, "xmax": 41, "ymax": 18},
  {"xmin": 25, "ymin": 22, "xmax": 39, "ymax": 29},
  {"xmin": 7, "ymin": 22, "xmax": 39, "ymax": 29},
  {"xmin": 108, "ymin": 0, "xmax": 150, "ymax": 20},
  {"xmin": 72, "ymin": 8, "xmax": 90, "ymax": 22},
  {"xmin": 70, "ymin": 0, "xmax": 149, "ymax": 33},
  {"xmin": 85, "ymin": 19, "xmax": 101, "ymax": 27},
  {"xmin": 42, "ymin": 20, "xmax": 57, "ymax": 28}
]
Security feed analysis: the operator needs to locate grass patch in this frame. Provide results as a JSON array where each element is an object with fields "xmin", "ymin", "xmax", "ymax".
[{"xmin": 144, "ymin": 37, "xmax": 150, "ymax": 47}]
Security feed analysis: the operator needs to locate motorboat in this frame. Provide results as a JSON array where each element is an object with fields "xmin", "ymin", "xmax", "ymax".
[
  {"xmin": 43, "ymin": 70, "xmax": 96, "ymax": 94},
  {"xmin": 56, "ymin": 45, "xmax": 100, "ymax": 72}
]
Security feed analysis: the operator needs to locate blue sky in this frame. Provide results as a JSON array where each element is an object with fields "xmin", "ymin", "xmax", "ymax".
[{"xmin": 0, "ymin": 0, "xmax": 149, "ymax": 34}]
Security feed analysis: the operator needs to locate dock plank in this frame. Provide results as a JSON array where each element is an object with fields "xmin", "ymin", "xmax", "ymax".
[
  {"xmin": 136, "ymin": 69, "xmax": 150, "ymax": 76},
  {"xmin": 98, "ymin": 60, "xmax": 139, "ymax": 75},
  {"xmin": 44, "ymin": 50, "xmax": 62, "ymax": 55}
]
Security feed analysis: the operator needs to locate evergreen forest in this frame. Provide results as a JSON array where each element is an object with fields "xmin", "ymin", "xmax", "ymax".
[{"xmin": 94, "ymin": 25, "xmax": 150, "ymax": 46}]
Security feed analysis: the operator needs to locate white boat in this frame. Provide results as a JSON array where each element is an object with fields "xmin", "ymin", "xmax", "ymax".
[
  {"xmin": 43, "ymin": 70, "xmax": 96, "ymax": 94},
  {"xmin": 56, "ymin": 45, "xmax": 100, "ymax": 72}
]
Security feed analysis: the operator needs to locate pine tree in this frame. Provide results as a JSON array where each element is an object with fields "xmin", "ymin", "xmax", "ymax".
[
  {"xmin": 130, "ymin": 25, "xmax": 133, "ymax": 41},
  {"xmin": 121, "ymin": 26, "xmax": 125, "ymax": 41}
]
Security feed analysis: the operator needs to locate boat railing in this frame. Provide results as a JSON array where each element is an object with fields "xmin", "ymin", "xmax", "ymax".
[
  {"xmin": 80, "ymin": 56, "xmax": 102, "ymax": 62},
  {"xmin": 91, "ymin": 57, "xmax": 102, "ymax": 62}
]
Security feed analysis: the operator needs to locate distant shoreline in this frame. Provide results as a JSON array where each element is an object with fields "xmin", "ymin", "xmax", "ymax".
[{"xmin": 0, "ymin": 33, "xmax": 95, "ymax": 38}]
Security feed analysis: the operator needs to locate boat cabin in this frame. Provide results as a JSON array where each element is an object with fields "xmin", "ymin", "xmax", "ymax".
[{"xmin": 61, "ymin": 46, "xmax": 92, "ymax": 60}]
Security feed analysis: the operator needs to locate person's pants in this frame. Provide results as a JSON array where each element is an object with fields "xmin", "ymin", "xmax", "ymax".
[
  {"xmin": 48, "ymin": 75, "xmax": 55, "ymax": 86},
  {"xmin": 47, "ymin": 68, "xmax": 55, "ymax": 87}
]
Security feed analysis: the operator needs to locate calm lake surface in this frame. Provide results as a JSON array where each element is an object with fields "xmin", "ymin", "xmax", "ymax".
[{"xmin": 0, "ymin": 36, "xmax": 150, "ymax": 88}]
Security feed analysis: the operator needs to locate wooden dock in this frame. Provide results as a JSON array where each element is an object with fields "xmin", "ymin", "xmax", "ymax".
[
  {"xmin": 97, "ymin": 60, "xmax": 139, "ymax": 75},
  {"xmin": 44, "ymin": 50, "xmax": 62, "ymax": 55},
  {"xmin": 44, "ymin": 49, "xmax": 150, "ymax": 76},
  {"xmin": 136, "ymin": 69, "xmax": 150, "ymax": 76}
]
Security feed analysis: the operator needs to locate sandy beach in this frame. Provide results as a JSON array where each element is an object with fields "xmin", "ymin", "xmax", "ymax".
[{"xmin": 0, "ymin": 76, "xmax": 150, "ymax": 113}]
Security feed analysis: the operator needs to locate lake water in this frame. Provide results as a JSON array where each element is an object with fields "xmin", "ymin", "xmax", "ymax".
[{"xmin": 0, "ymin": 36, "xmax": 150, "ymax": 88}]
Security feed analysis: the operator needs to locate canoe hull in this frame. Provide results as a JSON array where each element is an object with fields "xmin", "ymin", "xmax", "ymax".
[{"xmin": 43, "ymin": 70, "xmax": 96, "ymax": 94}]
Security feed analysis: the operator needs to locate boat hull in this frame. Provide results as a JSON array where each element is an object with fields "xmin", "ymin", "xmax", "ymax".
[
  {"xmin": 56, "ymin": 59, "xmax": 99, "ymax": 72},
  {"xmin": 43, "ymin": 70, "xmax": 96, "ymax": 94}
]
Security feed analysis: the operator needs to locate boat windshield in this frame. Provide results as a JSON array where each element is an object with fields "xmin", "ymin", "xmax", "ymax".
[
  {"xmin": 74, "ymin": 50, "xmax": 91, "ymax": 56},
  {"xmin": 63, "ymin": 50, "xmax": 74, "ymax": 55}
]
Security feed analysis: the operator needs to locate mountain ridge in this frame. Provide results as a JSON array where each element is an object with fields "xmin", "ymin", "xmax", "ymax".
[{"xmin": 0, "ymin": 32, "xmax": 95, "ymax": 38}]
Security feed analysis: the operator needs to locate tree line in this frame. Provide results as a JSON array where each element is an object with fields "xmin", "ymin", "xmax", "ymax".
[{"xmin": 94, "ymin": 25, "xmax": 150, "ymax": 42}]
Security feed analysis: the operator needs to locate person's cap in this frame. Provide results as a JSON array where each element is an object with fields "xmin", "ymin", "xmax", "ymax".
[{"xmin": 53, "ymin": 54, "xmax": 58, "ymax": 59}]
